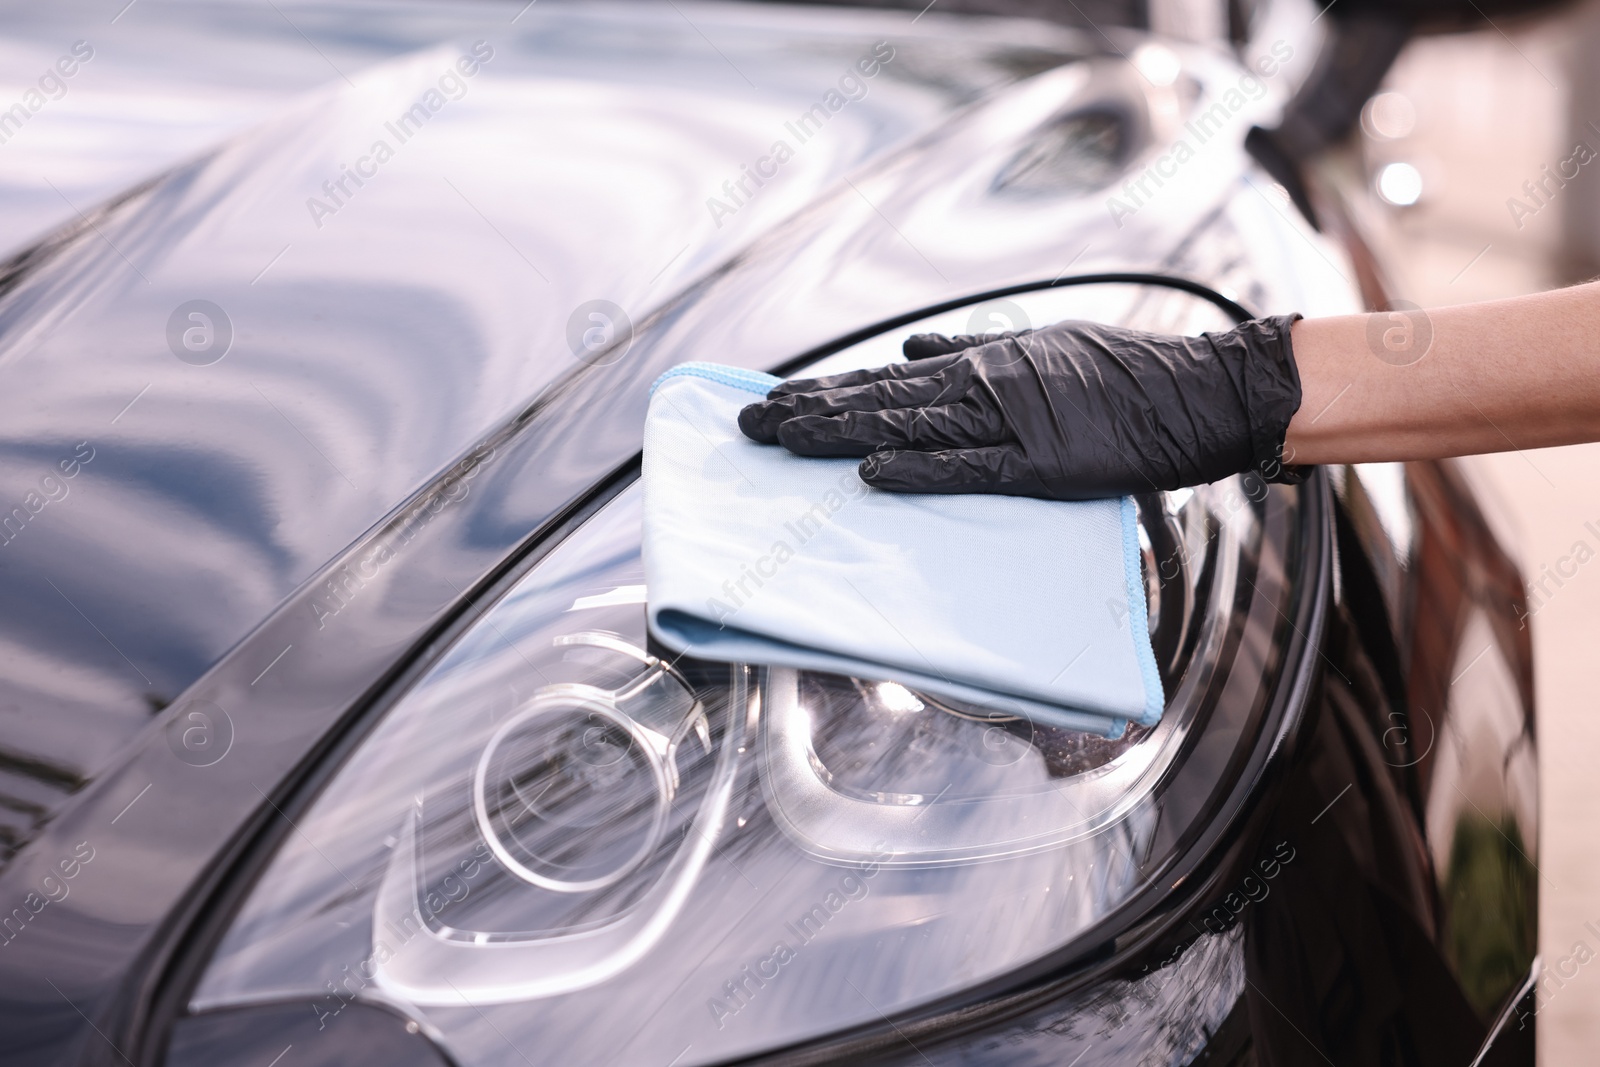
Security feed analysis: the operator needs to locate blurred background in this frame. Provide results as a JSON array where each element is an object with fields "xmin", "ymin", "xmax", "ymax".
[
  {"xmin": 1, "ymin": 0, "xmax": 1598, "ymax": 1059},
  {"xmin": 1376, "ymin": 11, "xmax": 1600, "ymax": 1062}
]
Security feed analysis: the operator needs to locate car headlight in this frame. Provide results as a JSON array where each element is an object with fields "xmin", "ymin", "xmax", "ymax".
[{"xmin": 186, "ymin": 284, "xmax": 1314, "ymax": 1066}]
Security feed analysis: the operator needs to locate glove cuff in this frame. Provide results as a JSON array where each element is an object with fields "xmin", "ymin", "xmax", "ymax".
[{"xmin": 1234, "ymin": 313, "xmax": 1307, "ymax": 485}]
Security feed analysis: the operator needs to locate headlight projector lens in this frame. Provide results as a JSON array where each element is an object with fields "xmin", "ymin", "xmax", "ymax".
[{"xmin": 473, "ymin": 633, "xmax": 707, "ymax": 894}]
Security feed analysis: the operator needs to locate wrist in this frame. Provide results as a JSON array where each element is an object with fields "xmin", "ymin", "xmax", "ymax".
[{"xmin": 1227, "ymin": 314, "xmax": 1305, "ymax": 484}]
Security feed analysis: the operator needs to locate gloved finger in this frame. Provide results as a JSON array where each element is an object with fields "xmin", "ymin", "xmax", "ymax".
[
  {"xmin": 902, "ymin": 330, "xmax": 1032, "ymax": 360},
  {"xmin": 739, "ymin": 367, "xmax": 968, "ymax": 444},
  {"xmin": 774, "ymin": 400, "xmax": 1008, "ymax": 457},
  {"xmin": 857, "ymin": 444, "xmax": 1048, "ymax": 496},
  {"xmin": 765, "ymin": 352, "xmax": 961, "ymax": 398}
]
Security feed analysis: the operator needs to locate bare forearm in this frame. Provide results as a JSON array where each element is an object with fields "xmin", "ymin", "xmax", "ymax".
[{"xmin": 1283, "ymin": 281, "xmax": 1600, "ymax": 465}]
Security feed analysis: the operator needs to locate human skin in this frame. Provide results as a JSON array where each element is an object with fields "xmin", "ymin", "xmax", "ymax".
[{"xmin": 1283, "ymin": 280, "xmax": 1600, "ymax": 465}]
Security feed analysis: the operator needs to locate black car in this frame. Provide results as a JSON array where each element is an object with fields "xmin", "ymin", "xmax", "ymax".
[{"xmin": 0, "ymin": 3, "xmax": 1539, "ymax": 1065}]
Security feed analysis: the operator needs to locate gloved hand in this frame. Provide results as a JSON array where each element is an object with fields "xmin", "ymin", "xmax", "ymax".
[{"xmin": 738, "ymin": 315, "xmax": 1305, "ymax": 500}]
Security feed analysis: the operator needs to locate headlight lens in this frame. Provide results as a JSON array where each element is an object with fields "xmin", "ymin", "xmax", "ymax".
[{"xmin": 190, "ymin": 285, "xmax": 1304, "ymax": 1065}]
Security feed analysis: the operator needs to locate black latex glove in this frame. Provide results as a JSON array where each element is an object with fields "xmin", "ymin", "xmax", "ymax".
[{"xmin": 738, "ymin": 316, "xmax": 1305, "ymax": 500}]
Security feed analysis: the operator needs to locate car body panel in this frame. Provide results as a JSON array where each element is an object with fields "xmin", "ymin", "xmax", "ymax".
[{"xmin": 0, "ymin": 2, "xmax": 1100, "ymax": 864}]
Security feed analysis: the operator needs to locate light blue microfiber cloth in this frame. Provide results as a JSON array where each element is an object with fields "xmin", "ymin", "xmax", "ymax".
[{"xmin": 641, "ymin": 363, "xmax": 1164, "ymax": 738}]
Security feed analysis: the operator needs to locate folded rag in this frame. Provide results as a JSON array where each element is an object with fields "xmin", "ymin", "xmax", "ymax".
[{"xmin": 641, "ymin": 362, "xmax": 1164, "ymax": 738}]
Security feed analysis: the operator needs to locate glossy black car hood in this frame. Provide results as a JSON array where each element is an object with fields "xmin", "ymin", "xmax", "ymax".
[{"xmin": 0, "ymin": 2, "xmax": 1289, "ymax": 864}]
